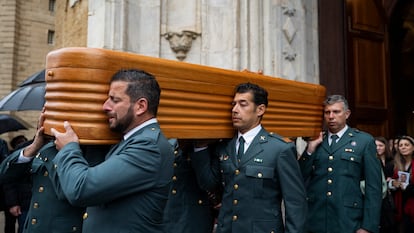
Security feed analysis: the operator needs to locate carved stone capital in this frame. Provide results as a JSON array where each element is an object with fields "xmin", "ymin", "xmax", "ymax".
[{"xmin": 163, "ymin": 30, "xmax": 201, "ymax": 61}]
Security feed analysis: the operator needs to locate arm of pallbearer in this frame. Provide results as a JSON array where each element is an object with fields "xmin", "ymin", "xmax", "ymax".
[
  {"xmin": 0, "ymin": 149, "xmax": 32, "ymax": 184},
  {"xmin": 190, "ymin": 139, "xmax": 222, "ymax": 192},
  {"xmin": 298, "ymin": 132, "xmax": 323, "ymax": 179}
]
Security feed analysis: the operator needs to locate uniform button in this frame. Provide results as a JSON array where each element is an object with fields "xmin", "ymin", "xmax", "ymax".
[
  {"xmin": 33, "ymin": 202, "xmax": 39, "ymax": 208},
  {"xmin": 271, "ymin": 231, "xmax": 275, "ymax": 233},
  {"xmin": 43, "ymin": 171, "xmax": 49, "ymax": 176},
  {"xmin": 72, "ymin": 226, "xmax": 77, "ymax": 231},
  {"xmin": 329, "ymin": 155, "xmax": 334, "ymax": 160},
  {"xmin": 83, "ymin": 212, "xmax": 88, "ymax": 220},
  {"xmin": 328, "ymin": 167, "xmax": 333, "ymax": 172},
  {"xmin": 198, "ymin": 199, "xmax": 203, "ymax": 204},
  {"xmin": 31, "ymin": 218, "xmax": 37, "ymax": 225},
  {"xmin": 233, "ymin": 184, "xmax": 239, "ymax": 190},
  {"xmin": 174, "ymin": 150, "xmax": 178, "ymax": 156},
  {"xmin": 353, "ymin": 202, "xmax": 358, "ymax": 207},
  {"xmin": 172, "ymin": 176, "xmax": 177, "ymax": 181},
  {"xmin": 54, "ymin": 164, "xmax": 58, "ymax": 169},
  {"xmin": 39, "ymin": 186, "xmax": 44, "ymax": 192},
  {"xmin": 220, "ymin": 169, "xmax": 224, "ymax": 173},
  {"xmin": 350, "ymin": 157, "xmax": 354, "ymax": 161},
  {"xmin": 151, "ymin": 127, "xmax": 156, "ymax": 131},
  {"xmin": 327, "ymin": 179, "xmax": 333, "ymax": 184},
  {"xmin": 171, "ymin": 189, "xmax": 177, "ymax": 195},
  {"xmin": 173, "ymin": 163, "xmax": 177, "ymax": 168},
  {"xmin": 257, "ymin": 172, "xmax": 263, "ymax": 178},
  {"xmin": 232, "ymin": 215, "xmax": 238, "ymax": 221},
  {"xmin": 235, "ymin": 169, "xmax": 240, "ymax": 175},
  {"xmin": 43, "ymin": 157, "xmax": 48, "ymax": 162},
  {"xmin": 327, "ymin": 191, "xmax": 332, "ymax": 196},
  {"xmin": 233, "ymin": 199, "xmax": 238, "ymax": 205}
]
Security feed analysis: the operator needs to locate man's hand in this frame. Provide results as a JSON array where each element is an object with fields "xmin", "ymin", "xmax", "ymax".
[
  {"xmin": 306, "ymin": 131, "xmax": 324, "ymax": 154},
  {"xmin": 356, "ymin": 228, "xmax": 369, "ymax": 233},
  {"xmin": 9, "ymin": 205, "xmax": 21, "ymax": 217},
  {"xmin": 51, "ymin": 121, "xmax": 79, "ymax": 150},
  {"xmin": 23, "ymin": 111, "xmax": 46, "ymax": 157}
]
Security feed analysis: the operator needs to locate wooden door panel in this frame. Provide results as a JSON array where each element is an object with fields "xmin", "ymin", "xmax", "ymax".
[
  {"xmin": 352, "ymin": 38, "xmax": 387, "ymax": 108},
  {"xmin": 346, "ymin": 0, "xmax": 390, "ymax": 137}
]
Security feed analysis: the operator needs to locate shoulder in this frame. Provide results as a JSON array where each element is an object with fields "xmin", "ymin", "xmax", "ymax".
[
  {"xmin": 267, "ymin": 131, "xmax": 292, "ymax": 143},
  {"xmin": 132, "ymin": 123, "xmax": 163, "ymax": 142},
  {"xmin": 347, "ymin": 128, "xmax": 374, "ymax": 141}
]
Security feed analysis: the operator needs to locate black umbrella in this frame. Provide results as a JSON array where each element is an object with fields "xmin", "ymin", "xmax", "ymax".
[
  {"xmin": 0, "ymin": 82, "xmax": 45, "ymax": 111},
  {"xmin": 0, "ymin": 114, "xmax": 30, "ymax": 134},
  {"xmin": 19, "ymin": 69, "xmax": 45, "ymax": 87}
]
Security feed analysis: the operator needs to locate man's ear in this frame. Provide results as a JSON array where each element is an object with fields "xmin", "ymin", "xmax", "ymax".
[
  {"xmin": 257, "ymin": 104, "xmax": 266, "ymax": 117},
  {"xmin": 134, "ymin": 98, "xmax": 148, "ymax": 116}
]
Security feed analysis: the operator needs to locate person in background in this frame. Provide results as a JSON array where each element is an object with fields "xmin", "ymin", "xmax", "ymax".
[
  {"xmin": 163, "ymin": 139, "xmax": 218, "ymax": 233},
  {"xmin": 0, "ymin": 138, "xmax": 13, "ymax": 233},
  {"xmin": 3, "ymin": 135, "xmax": 30, "ymax": 233},
  {"xmin": 388, "ymin": 135, "xmax": 414, "ymax": 233},
  {"xmin": 50, "ymin": 69, "xmax": 174, "ymax": 233},
  {"xmin": 191, "ymin": 82, "xmax": 307, "ymax": 233},
  {"xmin": 375, "ymin": 136, "xmax": 396, "ymax": 233},
  {"xmin": 376, "ymin": 136, "xmax": 395, "ymax": 178},
  {"xmin": 299, "ymin": 94, "xmax": 382, "ymax": 233}
]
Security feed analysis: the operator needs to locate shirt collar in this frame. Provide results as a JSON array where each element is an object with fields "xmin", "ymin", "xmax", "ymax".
[
  {"xmin": 238, "ymin": 124, "xmax": 262, "ymax": 147},
  {"xmin": 329, "ymin": 125, "xmax": 348, "ymax": 140},
  {"xmin": 123, "ymin": 118, "xmax": 158, "ymax": 140}
]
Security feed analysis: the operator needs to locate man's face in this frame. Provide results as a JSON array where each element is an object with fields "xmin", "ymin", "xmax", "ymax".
[
  {"xmin": 102, "ymin": 81, "xmax": 135, "ymax": 134},
  {"xmin": 323, "ymin": 102, "xmax": 350, "ymax": 134},
  {"xmin": 231, "ymin": 92, "xmax": 264, "ymax": 134}
]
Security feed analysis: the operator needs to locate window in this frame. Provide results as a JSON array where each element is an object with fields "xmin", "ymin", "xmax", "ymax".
[
  {"xmin": 49, "ymin": 0, "xmax": 55, "ymax": 12},
  {"xmin": 48, "ymin": 30, "xmax": 55, "ymax": 45}
]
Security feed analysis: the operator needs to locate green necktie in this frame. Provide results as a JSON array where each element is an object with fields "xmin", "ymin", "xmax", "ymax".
[
  {"xmin": 237, "ymin": 136, "xmax": 245, "ymax": 161},
  {"xmin": 330, "ymin": 134, "xmax": 339, "ymax": 147}
]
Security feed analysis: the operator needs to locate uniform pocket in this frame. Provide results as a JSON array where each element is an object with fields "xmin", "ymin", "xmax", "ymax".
[{"xmin": 245, "ymin": 165, "xmax": 274, "ymax": 197}]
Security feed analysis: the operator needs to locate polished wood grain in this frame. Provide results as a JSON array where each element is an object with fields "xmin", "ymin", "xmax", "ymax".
[{"xmin": 43, "ymin": 47, "xmax": 326, "ymax": 144}]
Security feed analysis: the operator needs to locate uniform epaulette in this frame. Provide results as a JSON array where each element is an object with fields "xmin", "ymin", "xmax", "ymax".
[{"xmin": 268, "ymin": 132, "xmax": 291, "ymax": 143}]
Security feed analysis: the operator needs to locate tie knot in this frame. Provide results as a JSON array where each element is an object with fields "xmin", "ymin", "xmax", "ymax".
[
  {"xmin": 331, "ymin": 134, "xmax": 339, "ymax": 140},
  {"xmin": 239, "ymin": 136, "xmax": 245, "ymax": 144}
]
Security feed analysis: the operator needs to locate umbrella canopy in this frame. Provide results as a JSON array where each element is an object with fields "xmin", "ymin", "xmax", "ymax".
[
  {"xmin": 0, "ymin": 114, "xmax": 30, "ymax": 134},
  {"xmin": 0, "ymin": 82, "xmax": 45, "ymax": 111},
  {"xmin": 19, "ymin": 69, "xmax": 45, "ymax": 87}
]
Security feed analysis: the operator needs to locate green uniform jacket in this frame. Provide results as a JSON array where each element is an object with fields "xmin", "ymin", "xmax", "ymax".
[
  {"xmin": 191, "ymin": 128, "xmax": 307, "ymax": 233},
  {"xmin": 299, "ymin": 128, "xmax": 382, "ymax": 233},
  {"xmin": 0, "ymin": 142, "xmax": 89, "ymax": 233},
  {"xmin": 163, "ymin": 139, "xmax": 215, "ymax": 233},
  {"xmin": 53, "ymin": 123, "xmax": 174, "ymax": 233}
]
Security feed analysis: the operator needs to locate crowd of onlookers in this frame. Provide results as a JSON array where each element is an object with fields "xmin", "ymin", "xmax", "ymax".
[{"xmin": 375, "ymin": 135, "xmax": 414, "ymax": 233}]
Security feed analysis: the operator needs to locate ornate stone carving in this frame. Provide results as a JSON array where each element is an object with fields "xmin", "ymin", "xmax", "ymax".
[{"xmin": 163, "ymin": 30, "xmax": 201, "ymax": 61}]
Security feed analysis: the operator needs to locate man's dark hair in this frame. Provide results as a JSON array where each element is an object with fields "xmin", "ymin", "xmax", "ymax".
[
  {"xmin": 111, "ymin": 69, "xmax": 161, "ymax": 116},
  {"xmin": 234, "ymin": 82, "xmax": 268, "ymax": 107}
]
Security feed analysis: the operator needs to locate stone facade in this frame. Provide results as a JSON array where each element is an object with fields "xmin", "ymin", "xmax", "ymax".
[{"xmin": 0, "ymin": 0, "xmax": 55, "ymax": 143}]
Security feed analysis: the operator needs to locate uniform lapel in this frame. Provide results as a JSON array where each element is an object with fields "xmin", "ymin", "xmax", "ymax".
[
  {"xmin": 239, "ymin": 130, "xmax": 265, "ymax": 165},
  {"xmin": 331, "ymin": 128, "xmax": 353, "ymax": 153}
]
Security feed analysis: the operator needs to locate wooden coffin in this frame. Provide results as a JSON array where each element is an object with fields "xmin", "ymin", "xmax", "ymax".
[{"xmin": 43, "ymin": 47, "xmax": 326, "ymax": 145}]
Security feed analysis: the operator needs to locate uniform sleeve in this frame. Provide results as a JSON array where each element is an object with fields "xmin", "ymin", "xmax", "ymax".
[
  {"xmin": 53, "ymin": 139, "xmax": 166, "ymax": 206},
  {"xmin": 277, "ymin": 143, "xmax": 307, "ymax": 233},
  {"xmin": 190, "ymin": 147, "xmax": 222, "ymax": 192},
  {"xmin": 361, "ymin": 137, "xmax": 382, "ymax": 233}
]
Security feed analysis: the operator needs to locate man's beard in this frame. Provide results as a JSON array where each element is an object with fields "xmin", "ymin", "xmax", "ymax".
[{"xmin": 111, "ymin": 106, "xmax": 134, "ymax": 133}]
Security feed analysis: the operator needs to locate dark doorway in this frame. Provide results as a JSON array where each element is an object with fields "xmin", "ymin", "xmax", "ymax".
[{"xmin": 389, "ymin": 0, "xmax": 414, "ymax": 137}]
